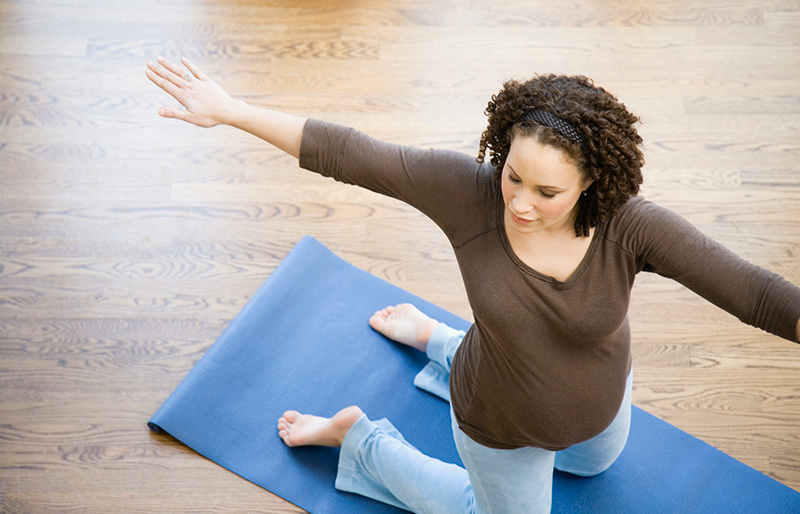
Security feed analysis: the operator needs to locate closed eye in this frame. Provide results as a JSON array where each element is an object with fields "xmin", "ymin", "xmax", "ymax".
[
  {"xmin": 506, "ymin": 173, "xmax": 522, "ymax": 184},
  {"xmin": 506, "ymin": 165, "xmax": 560, "ymax": 198}
]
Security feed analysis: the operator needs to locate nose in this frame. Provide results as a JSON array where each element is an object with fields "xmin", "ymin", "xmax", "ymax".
[{"xmin": 511, "ymin": 190, "xmax": 535, "ymax": 214}]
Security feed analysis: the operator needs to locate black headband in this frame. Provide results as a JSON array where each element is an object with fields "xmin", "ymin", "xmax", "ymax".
[{"xmin": 519, "ymin": 110, "xmax": 589, "ymax": 159}]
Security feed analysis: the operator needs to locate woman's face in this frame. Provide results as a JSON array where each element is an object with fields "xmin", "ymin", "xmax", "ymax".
[{"xmin": 501, "ymin": 135, "xmax": 592, "ymax": 236}]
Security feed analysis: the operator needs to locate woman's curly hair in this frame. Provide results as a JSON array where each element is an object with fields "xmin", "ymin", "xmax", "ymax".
[{"xmin": 477, "ymin": 75, "xmax": 645, "ymax": 237}]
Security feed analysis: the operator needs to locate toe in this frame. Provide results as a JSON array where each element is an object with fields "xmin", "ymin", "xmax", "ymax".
[
  {"xmin": 282, "ymin": 410, "xmax": 300, "ymax": 423},
  {"xmin": 369, "ymin": 314, "xmax": 385, "ymax": 332}
]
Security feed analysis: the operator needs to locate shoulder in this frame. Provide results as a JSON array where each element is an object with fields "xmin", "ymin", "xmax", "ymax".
[
  {"xmin": 603, "ymin": 195, "xmax": 696, "ymax": 255},
  {"xmin": 607, "ymin": 195, "xmax": 689, "ymax": 234}
]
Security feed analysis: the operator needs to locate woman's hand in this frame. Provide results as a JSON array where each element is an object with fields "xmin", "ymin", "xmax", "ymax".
[
  {"xmin": 146, "ymin": 57, "xmax": 237, "ymax": 128},
  {"xmin": 146, "ymin": 56, "xmax": 305, "ymax": 158}
]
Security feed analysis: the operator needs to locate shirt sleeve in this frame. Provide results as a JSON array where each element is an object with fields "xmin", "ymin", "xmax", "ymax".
[
  {"xmin": 616, "ymin": 197, "xmax": 800, "ymax": 343},
  {"xmin": 297, "ymin": 118, "xmax": 496, "ymax": 244}
]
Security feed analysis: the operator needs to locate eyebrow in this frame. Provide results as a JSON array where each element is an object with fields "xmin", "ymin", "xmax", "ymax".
[{"xmin": 507, "ymin": 164, "xmax": 566, "ymax": 191}]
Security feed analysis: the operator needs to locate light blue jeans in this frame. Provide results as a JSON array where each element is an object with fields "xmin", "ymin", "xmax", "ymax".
[{"xmin": 335, "ymin": 323, "xmax": 633, "ymax": 513}]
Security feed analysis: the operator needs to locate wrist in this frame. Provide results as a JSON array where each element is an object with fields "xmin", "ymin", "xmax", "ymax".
[{"xmin": 219, "ymin": 99, "xmax": 249, "ymax": 127}]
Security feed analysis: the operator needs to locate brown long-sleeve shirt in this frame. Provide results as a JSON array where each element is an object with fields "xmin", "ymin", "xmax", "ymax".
[{"xmin": 299, "ymin": 119, "xmax": 800, "ymax": 450}]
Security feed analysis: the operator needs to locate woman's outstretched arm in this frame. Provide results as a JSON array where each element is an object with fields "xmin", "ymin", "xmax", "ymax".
[{"xmin": 145, "ymin": 56, "xmax": 306, "ymax": 159}]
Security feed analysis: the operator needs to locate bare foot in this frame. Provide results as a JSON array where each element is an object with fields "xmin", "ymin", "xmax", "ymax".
[
  {"xmin": 368, "ymin": 303, "xmax": 439, "ymax": 353},
  {"xmin": 277, "ymin": 405, "xmax": 363, "ymax": 448}
]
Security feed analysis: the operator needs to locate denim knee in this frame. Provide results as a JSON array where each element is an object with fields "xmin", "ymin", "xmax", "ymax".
[{"xmin": 554, "ymin": 443, "xmax": 625, "ymax": 477}]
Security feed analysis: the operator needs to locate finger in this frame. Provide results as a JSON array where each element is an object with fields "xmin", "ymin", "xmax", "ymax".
[
  {"xmin": 145, "ymin": 66, "xmax": 183, "ymax": 99},
  {"xmin": 157, "ymin": 56, "xmax": 192, "ymax": 84},
  {"xmin": 158, "ymin": 106, "xmax": 191, "ymax": 123},
  {"xmin": 147, "ymin": 59, "xmax": 186, "ymax": 91},
  {"xmin": 146, "ymin": 61, "xmax": 177, "ymax": 88},
  {"xmin": 181, "ymin": 56, "xmax": 208, "ymax": 81}
]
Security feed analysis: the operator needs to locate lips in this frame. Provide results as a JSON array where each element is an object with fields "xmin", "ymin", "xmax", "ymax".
[{"xmin": 509, "ymin": 210, "xmax": 536, "ymax": 224}]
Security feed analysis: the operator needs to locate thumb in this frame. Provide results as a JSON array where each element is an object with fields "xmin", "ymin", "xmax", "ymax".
[{"xmin": 159, "ymin": 107, "xmax": 192, "ymax": 123}]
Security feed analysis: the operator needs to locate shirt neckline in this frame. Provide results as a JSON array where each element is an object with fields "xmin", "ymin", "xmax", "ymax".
[{"xmin": 495, "ymin": 191, "xmax": 602, "ymax": 287}]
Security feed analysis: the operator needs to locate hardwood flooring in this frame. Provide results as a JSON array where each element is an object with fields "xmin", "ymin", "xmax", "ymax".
[{"xmin": 1, "ymin": 0, "xmax": 798, "ymax": 511}]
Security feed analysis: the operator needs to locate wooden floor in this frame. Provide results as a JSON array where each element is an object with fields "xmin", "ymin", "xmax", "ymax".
[{"xmin": 1, "ymin": 0, "xmax": 799, "ymax": 511}]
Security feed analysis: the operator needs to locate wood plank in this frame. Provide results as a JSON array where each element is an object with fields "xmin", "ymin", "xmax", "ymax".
[{"xmin": 1, "ymin": 0, "xmax": 799, "ymax": 512}]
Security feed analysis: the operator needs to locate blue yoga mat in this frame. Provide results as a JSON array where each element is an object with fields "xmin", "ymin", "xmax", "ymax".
[{"xmin": 149, "ymin": 235, "xmax": 800, "ymax": 513}]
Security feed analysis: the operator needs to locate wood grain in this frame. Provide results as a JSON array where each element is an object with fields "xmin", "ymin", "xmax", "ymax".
[{"xmin": 1, "ymin": 0, "xmax": 798, "ymax": 512}]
